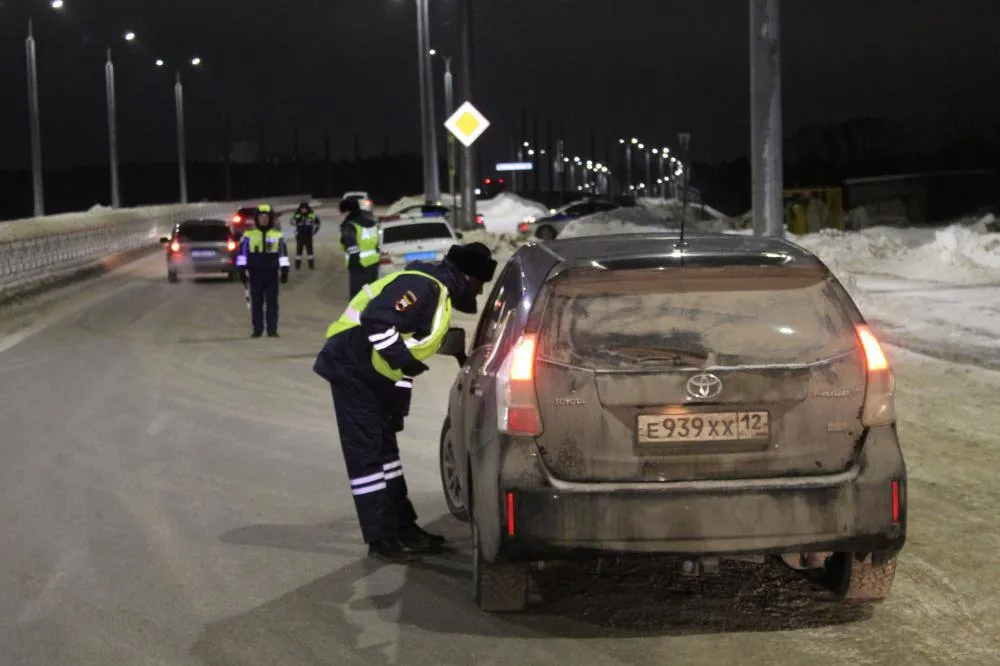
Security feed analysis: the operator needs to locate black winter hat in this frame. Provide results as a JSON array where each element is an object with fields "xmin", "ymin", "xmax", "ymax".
[{"xmin": 446, "ymin": 242, "xmax": 497, "ymax": 283}]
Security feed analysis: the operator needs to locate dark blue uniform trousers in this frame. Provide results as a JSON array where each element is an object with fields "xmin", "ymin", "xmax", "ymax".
[
  {"xmin": 348, "ymin": 265, "xmax": 380, "ymax": 300},
  {"xmin": 329, "ymin": 370, "xmax": 418, "ymax": 543},
  {"xmin": 249, "ymin": 268, "xmax": 279, "ymax": 335}
]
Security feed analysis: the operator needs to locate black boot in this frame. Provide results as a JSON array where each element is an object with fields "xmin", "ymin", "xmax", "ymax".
[
  {"xmin": 308, "ymin": 259, "xmax": 315, "ymax": 270},
  {"xmin": 295, "ymin": 259, "xmax": 302, "ymax": 270},
  {"xmin": 250, "ymin": 331, "xmax": 263, "ymax": 338},
  {"xmin": 397, "ymin": 524, "xmax": 447, "ymax": 552},
  {"xmin": 368, "ymin": 538, "xmax": 417, "ymax": 562}
]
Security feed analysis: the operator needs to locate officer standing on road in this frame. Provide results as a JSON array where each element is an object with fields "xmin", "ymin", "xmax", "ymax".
[
  {"xmin": 291, "ymin": 201, "xmax": 321, "ymax": 270},
  {"xmin": 313, "ymin": 242, "xmax": 497, "ymax": 561},
  {"xmin": 339, "ymin": 197, "xmax": 381, "ymax": 298},
  {"xmin": 236, "ymin": 204, "xmax": 290, "ymax": 338}
]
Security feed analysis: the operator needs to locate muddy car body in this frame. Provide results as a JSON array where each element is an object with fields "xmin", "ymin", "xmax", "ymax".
[{"xmin": 436, "ymin": 233, "xmax": 907, "ymax": 612}]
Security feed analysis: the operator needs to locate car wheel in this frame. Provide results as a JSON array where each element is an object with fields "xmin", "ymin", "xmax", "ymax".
[
  {"xmin": 167, "ymin": 271, "xmax": 179, "ymax": 283},
  {"xmin": 534, "ymin": 225, "xmax": 556, "ymax": 240},
  {"xmin": 439, "ymin": 420, "xmax": 468, "ymax": 521},
  {"xmin": 471, "ymin": 498, "xmax": 529, "ymax": 612},
  {"xmin": 824, "ymin": 552, "xmax": 897, "ymax": 602}
]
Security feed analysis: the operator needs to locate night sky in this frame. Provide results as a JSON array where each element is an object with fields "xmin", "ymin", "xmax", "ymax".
[{"xmin": 1, "ymin": 0, "xmax": 998, "ymax": 170}]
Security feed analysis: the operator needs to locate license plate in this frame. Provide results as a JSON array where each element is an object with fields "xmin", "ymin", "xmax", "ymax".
[
  {"xmin": 637, "ymin": 411, "xmax": 770, "ymax": 444},
  {"xmin": 405, "ymin": 251, "xmax": 438, "ymax": 261},
  {"xmin": 191, "ymin": 250, "xmax": 215, "ymax": 258}
]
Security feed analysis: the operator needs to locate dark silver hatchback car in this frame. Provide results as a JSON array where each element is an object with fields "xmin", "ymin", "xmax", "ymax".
[
  {"xmin": 160, "ymin": 219, "xmax": 239, "ymax": 282},
  {"xmin": 436, "ymin": 233, "xmax": 906, "ymax": 612}
]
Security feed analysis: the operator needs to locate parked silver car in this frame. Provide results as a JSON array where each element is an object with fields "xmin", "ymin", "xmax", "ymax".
[
  {"xmin": 160, "ymin": 219, "xmax": 239, "ymax": 282},
  {"xmin": 435, "ymin": 233, "xmax": 906, "ymax": 612}
]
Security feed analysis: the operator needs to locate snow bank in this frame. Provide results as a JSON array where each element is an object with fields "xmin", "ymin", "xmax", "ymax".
[
  {"xmin": 386, "ymin": 192, "xmax": 547, "ymax": 235},
  {"xmin": 476, "ymin": 193, "xmax": 548, "ymax": 234},
  {"xmin": 794, "ymin": 224, "xmax": 1000, "ymax": 285},
  {"xmin": 560, "ymin": 200, "xmax": 738, "ymax": 238}
]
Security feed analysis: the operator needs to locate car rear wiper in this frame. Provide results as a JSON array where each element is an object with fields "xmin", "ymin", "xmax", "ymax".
[{"xmin": 601, "ymin": 346, "xmax": 709, "ymax": 366}]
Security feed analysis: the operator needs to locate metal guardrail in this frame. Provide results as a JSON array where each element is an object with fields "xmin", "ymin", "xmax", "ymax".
[{"xmin": 0, "ymin": 195, "xmax": 313, "ymax": 302}]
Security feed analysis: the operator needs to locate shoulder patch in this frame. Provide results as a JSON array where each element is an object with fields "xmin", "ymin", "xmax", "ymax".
[{"xmin": 395, "ymin": 290, "xmax": 418, "ymax": 312}]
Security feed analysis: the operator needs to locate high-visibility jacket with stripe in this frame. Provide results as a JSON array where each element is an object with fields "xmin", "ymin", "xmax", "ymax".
[
  {"xmin": 237, "ymin": 228, "xmax": 290, "ymax": 270},
  {"xmin": 325, "ymin": 270, "xmax": 452, "ymax": 384},
  {"xmin": 343, "ymin": 222, "xmax": 380, "ymax": 268}
]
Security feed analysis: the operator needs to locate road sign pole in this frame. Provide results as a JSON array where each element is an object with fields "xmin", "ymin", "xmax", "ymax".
[
  {"xmin": 751, "ymin": 0, "xmax": 784, "ymax": 237},
  {"xmin": 458, "ymin": 0, "xmax": 476, "ymax": 230}
]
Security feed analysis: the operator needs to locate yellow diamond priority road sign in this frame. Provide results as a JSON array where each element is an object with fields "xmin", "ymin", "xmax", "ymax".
[{"xmin": 444, "ymin": 101, "xmax": 490, "ymax": 147}]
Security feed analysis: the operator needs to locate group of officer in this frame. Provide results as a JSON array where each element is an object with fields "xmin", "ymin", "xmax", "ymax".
[{"xmin": 236, "ymin": 195, "xmax": 497, "ymax": 561}]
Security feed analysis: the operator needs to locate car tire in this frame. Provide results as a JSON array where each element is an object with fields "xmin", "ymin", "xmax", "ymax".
[
  {"xmin": 534, "ymin": 225, "xmax": 556, "ymax": 240},
  {"xmin": 167, "ymin": 270, "xmax": 179, "ymax": 283},
  {"xmin": 439, "ymin": 419, "xmax": 468, "ymax": 522},
  {"xmin": 471, "ymin": 495, "xmax": 529, "ymax": 612},
  {"xmin": 824, "ymin": 552, "xmax": 897, "ymax": 602}
]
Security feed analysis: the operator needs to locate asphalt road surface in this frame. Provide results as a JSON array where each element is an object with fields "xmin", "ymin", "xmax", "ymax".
[{"xmin": 1, "ymin": 233, "xmax": 999, "ymax": 665}]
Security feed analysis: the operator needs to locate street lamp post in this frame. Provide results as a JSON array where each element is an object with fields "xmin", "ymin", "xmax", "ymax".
[
  {"xmin": 158, "ymin": 56, "xmax": 201, "ymax": 204},
  {"xmin": 415, "ymin": 0, "xmax": 440, "ymax": 204},
  {"xmin": 175, "ymin": 72, "xmax": 187, "ymax": 203},
  {"xmin": 105, "ymin": 48, "xmax": 120, "ymax": 208},
  {"xmin": 26, "ymin": 19, "xmax": 45, "ymax": 216}
]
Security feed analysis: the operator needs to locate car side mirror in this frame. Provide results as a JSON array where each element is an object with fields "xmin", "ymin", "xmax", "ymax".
[
  {"xmin": 159, "ymin": 237, "xmax": 169, "ymax": 244},
  {"xmin": 456, "ymin": 231, "xmax": 464, "ymax": 239},
  {"xmin": 436, "ymin": 327, "xmax": 467, "ymax": 365}
]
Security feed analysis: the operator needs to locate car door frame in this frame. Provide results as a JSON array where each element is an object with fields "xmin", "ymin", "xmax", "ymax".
[{"xmin": 450, "ymin": 260, "xmax": 519, "ymax": 513}]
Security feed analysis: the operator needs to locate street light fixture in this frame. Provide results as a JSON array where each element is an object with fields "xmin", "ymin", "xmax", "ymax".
[
  {"xmin": 50, "ymin": 0, "xmax": 64, "ymax": 8},
  {"xmin": 124, "ymin": 31, "xmax": 135, "ymax": 41},
  {"xmin": 191, "ymin": 56, "xmax": 201, "ymax": 66},
  {"xmin": 155, "ymin": 58, "xmax": 164, "ymax": 67}
]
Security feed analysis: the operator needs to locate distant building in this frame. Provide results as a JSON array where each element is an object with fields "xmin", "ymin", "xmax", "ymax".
[{"xmin": 843, "ymin": 170, "xmax": 999, "ymax": 225}]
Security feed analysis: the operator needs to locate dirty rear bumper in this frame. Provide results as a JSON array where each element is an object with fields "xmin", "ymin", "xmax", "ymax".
[{"xmin": 499, "ymin": 425, "xmax": 906, "ymax": 560}]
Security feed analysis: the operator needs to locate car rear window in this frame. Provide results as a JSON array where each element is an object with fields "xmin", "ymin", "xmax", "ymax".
[
  {"xmin": 178, "ymin": 223, "xmax": 230, "ymax": 242},
  {"xmin": 537, "ymin": 266, "xmax": 859, "ymax": 369},
  {"xmin": 383, "ymin": 222, "xmax": 453, "ymax": 244}
]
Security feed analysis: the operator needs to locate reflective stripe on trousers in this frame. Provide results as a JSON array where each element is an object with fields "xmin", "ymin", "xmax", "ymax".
[{"xmin": 351, "ymin": 471, "xmax": 387, "ymax": 496}]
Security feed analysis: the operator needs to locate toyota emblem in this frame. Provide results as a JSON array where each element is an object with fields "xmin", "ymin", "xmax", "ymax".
[{"xmin": 686, "ymin": 373, "xmax": 723, "ymax": 400}]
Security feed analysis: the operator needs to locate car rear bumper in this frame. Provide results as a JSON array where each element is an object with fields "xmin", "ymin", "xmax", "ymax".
[
  {"xmin": 498, "ymin": 425, "xmax": 906, "ymax": 560},
  {"xmin": 169, "ymin": 257, "xmax": 236, "ymax": 274}
]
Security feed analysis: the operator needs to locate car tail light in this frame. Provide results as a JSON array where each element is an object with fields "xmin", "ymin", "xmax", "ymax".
[
  {"xmin": 379, "ymin": 250, "xmax": 393, "ymax": 265},
  {"xmin": 496, "ymin": 334, "xmax": 542, "ymax": 437},
  {"xmin": 518, "ymin": 222, "xmax": 529, "ymax": 234},
  {"xmin": 169, "ymin": 239, "xmax": 181, "ymax": 253},
  {"xmin": 857, "ymin": 325, "xmax": 895, "ymax": 427},
  {"xmin": 227, "ymin": 239, "xmax": 237, "ymax": 252},
  {"xmin": 506, "ymin": 491, "xmax": 516, "ymax": 536},
  {"xmin": 475, "ymin": 214, "xmax": 485, "ymax": 226},
  {"xmin": 891, "ymin": 479, "xmax": 901, "ymax": 523},
  {"xmin": 381, "ymin": 215, "xmax": 400, "ymax": 222},
  {"xmin": 231, "ymin": 215, "xmax": 242, "ymax": 224}
]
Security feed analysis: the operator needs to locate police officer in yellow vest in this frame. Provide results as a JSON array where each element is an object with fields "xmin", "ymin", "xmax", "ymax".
[
  {"xmin": 313, "ymin": 242, "xmax": 497, "ymax": 561},
  {"xmin": 339, "ymin": 197, "xmax": 381, "ymax": 299},
  {"xmin": 236, "ymin": 204, "xmax": 290, "ymax": 337}
]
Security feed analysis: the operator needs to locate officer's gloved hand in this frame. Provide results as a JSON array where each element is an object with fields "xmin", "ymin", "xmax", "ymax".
[
  {"xmin": 280, "ymin": 268, "xmax": 289, "ymax": 284},
  {"xmin": 400, "ymin": 360, "xmax": 429, "ymax": 377}
]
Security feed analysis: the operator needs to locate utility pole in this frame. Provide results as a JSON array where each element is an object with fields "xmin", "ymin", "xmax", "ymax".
[
  {"xmin": 457, "ymin": 0, "xmax": 477, "ymax": 229},
  {"xmin": 224, "ymin": 112, "xmax": 232, "ymax": 200},
  {"xmin": 751, "ymin": 0, "xmax": 784, "ymax": 237}
]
